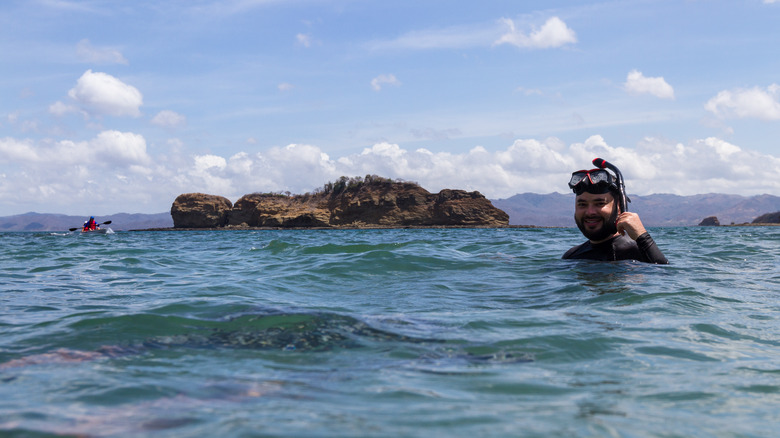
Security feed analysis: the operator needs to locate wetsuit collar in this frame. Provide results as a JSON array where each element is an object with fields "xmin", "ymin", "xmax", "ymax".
[{"xmin": 589, "ymin": 232, "xmax": 621, "ymax": 245}]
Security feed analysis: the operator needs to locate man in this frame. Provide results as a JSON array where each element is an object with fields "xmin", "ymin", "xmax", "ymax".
[
  {"xmin": 562, "ymin": 166, "xmax": 668, "ymax": 264},
  {"xmin": 83, "ymin": 216, "xmax": 98, "ymax": 232}
]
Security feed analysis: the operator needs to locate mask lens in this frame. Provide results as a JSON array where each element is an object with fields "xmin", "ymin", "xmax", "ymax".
[
  {"xmin": 588, "ymin": 170, "xmax": 610, "ymax": 184},
  {"xmin": 568, "ymin": 169, "xmax": 614, "ymax": 193},
  {"xmin": 568, "ymin": 171, "xmax": 590, "ymax": 188}
]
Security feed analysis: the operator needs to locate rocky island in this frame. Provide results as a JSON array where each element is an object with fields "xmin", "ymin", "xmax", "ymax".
[
  {"xmin": 697, "ymin": 211, "xmax": 780, "ymax": 226},
  {"xmin": 752, "ymin": 212, "xmax": 780, "ymax": 224},
  {"xmin": 170, "ymin": 175, "xmax": 509, "ymax": 229}
]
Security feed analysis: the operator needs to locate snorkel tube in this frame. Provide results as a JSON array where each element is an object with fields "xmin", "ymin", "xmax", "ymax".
[{"xmin": 592, "ymin": 158, "xmax": 630, "ymax": 213}]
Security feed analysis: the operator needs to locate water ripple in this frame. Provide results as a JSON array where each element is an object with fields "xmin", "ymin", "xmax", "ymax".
[{"xmin": 1, "ymin": 227, "xmax": 779, "ymax": 437}]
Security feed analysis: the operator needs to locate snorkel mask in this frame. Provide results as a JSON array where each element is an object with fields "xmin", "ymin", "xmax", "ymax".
[{"xmin": 568, "ymin": 158, "xmax": 630, "ymax": 212}]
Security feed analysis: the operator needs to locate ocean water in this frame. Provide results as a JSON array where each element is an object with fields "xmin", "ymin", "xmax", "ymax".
[{"xmin": 1, "ymin": 227, "xmax": 778, "ymax": 437}]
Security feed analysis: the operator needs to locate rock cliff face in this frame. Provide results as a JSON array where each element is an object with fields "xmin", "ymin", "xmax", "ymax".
[
  {"xmin": 171, "ymin": 193, "xmax": 233, "ymax": 228},
  {"xmin": 171, "ymin": 179, "xmax": 509, "ymax": 228}
]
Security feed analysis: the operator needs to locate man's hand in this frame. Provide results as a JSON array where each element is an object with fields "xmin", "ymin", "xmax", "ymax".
[{"xmin": 616, "ymin": 212, "xmax": 647, "ymax": 240}]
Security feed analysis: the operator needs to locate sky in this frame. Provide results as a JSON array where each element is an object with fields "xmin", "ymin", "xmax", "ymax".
[{"xmin": 2, "ymin": 0, "xmax": 780, "ymax": 216}]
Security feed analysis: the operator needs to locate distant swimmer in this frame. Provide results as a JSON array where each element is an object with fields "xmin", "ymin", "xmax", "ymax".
[{"xmin": 562, "ymin": 158, "xmax": 668, "ymax": 264}]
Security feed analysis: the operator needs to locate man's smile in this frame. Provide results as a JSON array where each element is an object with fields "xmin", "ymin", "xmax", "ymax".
[{"xmin": 582, "ymin": 216, "xmax": 603, "ymax": 228}]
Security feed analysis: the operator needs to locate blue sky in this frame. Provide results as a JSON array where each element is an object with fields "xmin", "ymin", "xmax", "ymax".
[{"xmin": 2, "ymin": 0, "xmax": 780, "ymax": 215}]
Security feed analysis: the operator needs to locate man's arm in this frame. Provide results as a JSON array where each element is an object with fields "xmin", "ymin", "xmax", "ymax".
[
  {"xmin": 635, "ymin": 233, "xmax": 668, "ymax": 264},
  {"xmin": 617, "ymin": 212, "xmax": 668, "ymax": 264}
]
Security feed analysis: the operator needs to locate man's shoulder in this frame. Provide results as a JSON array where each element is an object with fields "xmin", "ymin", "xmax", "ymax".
[
  {"xmin": 562, "ymin": 240, "xmax": 591, "ymax": 259},
  {"xmin": 612, "ymin": 234, "xmax": 639, "ymax": 249},
  {"xmin": 562, "ymin": 235, "xmax": 636, "ymax": 260},
  {"xmin": 563, "ymin": 233, "xmax": 667, "ymax": 264}
]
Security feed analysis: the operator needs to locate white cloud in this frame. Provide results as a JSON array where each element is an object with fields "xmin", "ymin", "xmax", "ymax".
[
  {"xmin": 227, "ymin": 152, "xmax": 253, "ymax": 175},
  {"xmin": 367, "ymin": 16, "xmax": 575, "ymax": 52},
  {"xmin": 4, "ymin": 112, "xmax": 40, "ymax": 133},
  {"xmin": 151, "ymin": 110, "xmax": 187, "ymax": 127},
  {"xmin": 367, "ymin": 16, "xmax": 576, "ymax": 52},
  {"xmin": 153, "ymin": 136, "xmax": 780, "ymax": 201},
  {"xmin": 67, "ymin": 70, "xmax": 143, "ymax": 117},
  {"xmin": 494, "ymin": 17, "xmax": 577, "ymax": 49},
  {"xmin": 278, "ymin": 82, "xmax": 294, "ymax": 91},
  {"xmin": 624, "ymin": 70, "xmax": 675, "ymax": 99},
  {"xmin": 614, "ymin": 136, "xmax": 780, "ymax": 195},
  {"xmin": 19, "ymin": 120, "xmax": 39, "ymax": 132},
  {"xmin": 296, "ymin": 33, "xmax": 312, "ymax": 48},
  {"xmin": 175, "ymin": 144, "xmax": 338, "ymax": 197},
  {"xmin": 368, "ymin": 22, "xmax": 498, "ymax": 50},
  {"xmin": 704, "ymin": 84, "xmax": 780, "ymax": 120},
  {"xmin": 0, "ymin": 130, "xmax": 158, "ymax": 212},
  {"xmin": 267, "ymin": 144, "xmax": 335, "ymax": 177},
  {"xmin": 0, "ymin": 131, "xmax": 150, "ymax": 168},
  {"xmin": 371, "ymin": 74, "xmax": 401, "ymax": 91},
  {"xmin": 2, "ymin": 134, "xmax": 779, "ymax": 215},
  {"xmin": 90, "ymin": 130, "xmax": 151, "ymax": 165},
  {"xmin": 49, "ymin": 100, "xmax": 81, "ymax": 117},
  {"xmin": 194, "ymin": 154, "xmax": 227, "ymax": 171},
  {"xmin": 515, "ymin": 87, "xmax": 543, "ymax": 96},
  {"xmin": 0, "ymin": 137, "xmax": 40, "ymax": 162},
  {"xmin": 76, "ymin": 39, "xmax": 128, "ymax": 65}
]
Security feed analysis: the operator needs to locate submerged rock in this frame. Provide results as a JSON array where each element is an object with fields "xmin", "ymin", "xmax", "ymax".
[{"xmin": 0, "ymin": 311, "xmax": 532, "ymax": 371}]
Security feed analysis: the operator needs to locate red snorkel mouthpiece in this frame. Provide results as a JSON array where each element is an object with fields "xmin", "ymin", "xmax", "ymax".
[{"xmin": 592, "ymin": 158, "xmax": 608, "ymax": 169}]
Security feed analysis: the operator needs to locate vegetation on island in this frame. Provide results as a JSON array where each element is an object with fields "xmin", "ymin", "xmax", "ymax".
[
  {"xmin": 250, "ymin": 175, "xmax": 416, "ymax": 200},
  {"xmin": 316, "ymin": 175, "xmax": 414, "ymax": 195}
]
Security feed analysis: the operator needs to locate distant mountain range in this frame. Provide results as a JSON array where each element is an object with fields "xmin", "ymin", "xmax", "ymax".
[
  {"xmin": 0, "ymin": 212, "xmax": 172, "ymax": 232},
  {"xmin": 492, "ymin": 193, "xmax": 780, "ymax": 227},
  {"xmin": 1, "ymin": 193, "xmax": 779, "ymax": 231}
]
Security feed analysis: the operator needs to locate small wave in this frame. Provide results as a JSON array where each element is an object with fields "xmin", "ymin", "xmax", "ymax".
[
  {"xmin": 300, "ymin": 241, "xmax": 406, "ymax": 255},
  {"xmin": 256, "ymin": 239, "xmax": 300, "ymax": 253}
]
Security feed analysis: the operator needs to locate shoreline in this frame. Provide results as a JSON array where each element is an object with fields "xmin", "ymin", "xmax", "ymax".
[
  {"xmin": 130, "ymin": 224, "xmax": 551, "ymax": 232},
  {"xmin": 715, "ymin": 223, "xmax": 780, "ymax": 227},
  {"xmin": 129, "ymin": 223, "xmax": 780, "ymax": 231}
]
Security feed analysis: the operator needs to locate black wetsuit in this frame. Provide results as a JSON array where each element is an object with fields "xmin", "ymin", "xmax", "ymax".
[{"xmin": 562, "ymin": 232, "xmax": 668, "ymax": 264}]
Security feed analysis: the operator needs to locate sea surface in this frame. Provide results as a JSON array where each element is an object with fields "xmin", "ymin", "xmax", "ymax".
[{"xmin": 1, "ymin": 227, "xmax": 778, "ymax": 437}]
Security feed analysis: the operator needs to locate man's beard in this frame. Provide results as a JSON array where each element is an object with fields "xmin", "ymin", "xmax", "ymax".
[{"xmin": 577, "ymin": 206, "xmax": 618, "ymax": 242}]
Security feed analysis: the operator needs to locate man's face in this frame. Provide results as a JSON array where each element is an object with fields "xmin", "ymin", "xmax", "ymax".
[{"xmin": 575, "ymin": 191, "xmax": 618, "ymax": 242}]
